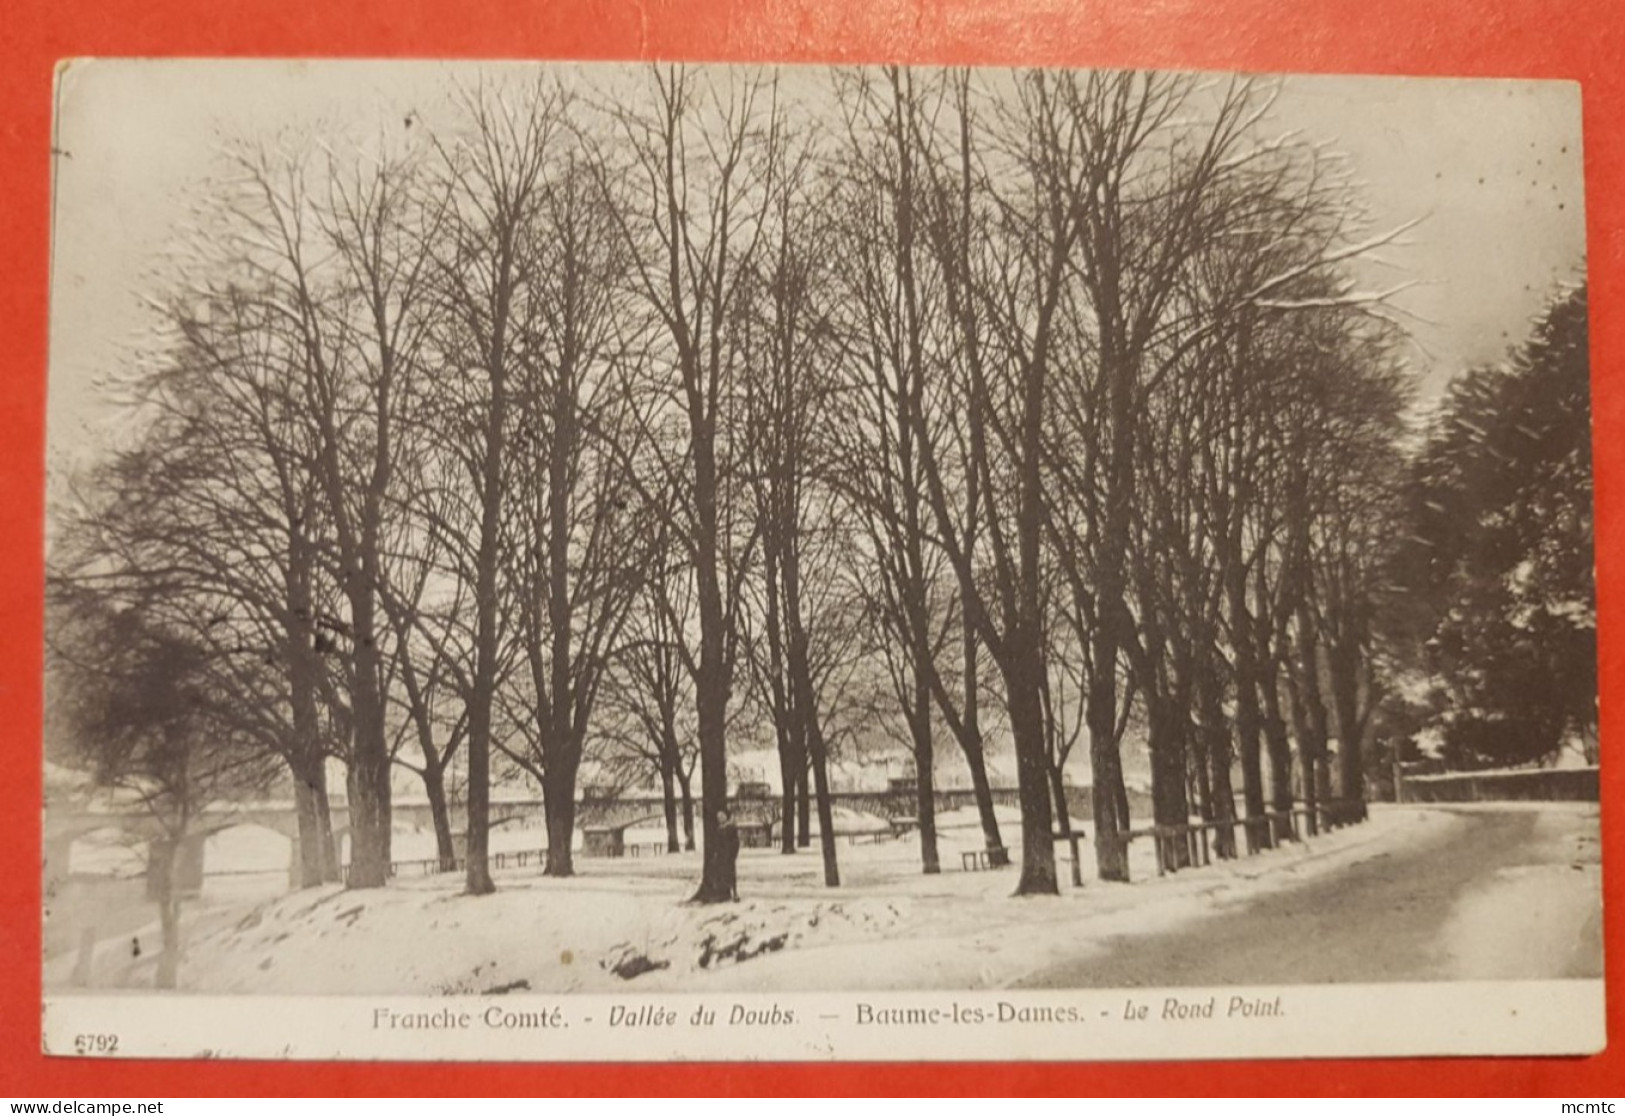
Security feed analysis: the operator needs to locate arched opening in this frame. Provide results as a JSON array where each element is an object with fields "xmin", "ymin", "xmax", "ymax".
[
  {"xmin": 200, "ymin": 823, "xmax": 293, "ymax": 901},
  {"xmin": 67, "ymin": 825, "xmax": 145, "ymax": 878}
]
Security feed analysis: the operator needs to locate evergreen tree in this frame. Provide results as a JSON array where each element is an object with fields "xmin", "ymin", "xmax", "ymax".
[{"xmin": 1397, "ymin": 282, "xmax": 1595, "ymax": 768}]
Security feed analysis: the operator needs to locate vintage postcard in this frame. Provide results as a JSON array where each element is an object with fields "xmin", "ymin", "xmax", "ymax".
[{"xmin": 40, "ymin": 59, "xmax": 1602, "ymax": 1061}]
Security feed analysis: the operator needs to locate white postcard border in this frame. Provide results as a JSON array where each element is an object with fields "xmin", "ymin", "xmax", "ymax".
[{"xmin": 42, "ymin": 980, "xmax": 1606, "ymax": 1062}]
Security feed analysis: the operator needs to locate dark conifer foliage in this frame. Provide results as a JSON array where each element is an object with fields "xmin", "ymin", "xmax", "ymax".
[{"xmin": 1394, "ymin": 284, "xmax": 1595, "ymax": 769}]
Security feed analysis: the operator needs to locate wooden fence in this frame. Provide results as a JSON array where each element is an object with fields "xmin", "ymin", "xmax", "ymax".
[{"xmin": 1051, "ymin": 799, "xmax": 1368, "ymax": 884}]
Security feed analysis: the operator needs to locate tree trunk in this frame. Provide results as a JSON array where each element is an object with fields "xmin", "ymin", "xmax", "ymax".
[
  {"xmin": 962, "ymin": 731, "xmax": 1007, "ymax": 866},
  {"xmin": 807, "ymin": 721, "xmax": 841, "ymax": 888},
  {"xmin": 1049, "ymin": 764, "xmax": 1083, "ymax": 887},
  {"xmin": 285, "ymin": 517, "xmax": 336, "ymax": 886},
  {"xmin": 540, "ymin": 337, "xmax": 589, "ymax": 876},
  {"xmin": 763, "ymin": 535, "xmax": 800, "ymax": 856},
  {"xmin": 1140, "ymin": 592, "xmax": 1192, "ymax": 872},
  {"xmin": 954, "ymin": 436, "xmax": 1004, "ymax": 866},
  {"xmin": 1148, "ymin": 691, "xmax": 1193, "ymax": 870},
  {"xmin": 1005, "ymin": 655, "xmax": 1059, "ymax": 896},
  {"xmin": 954, "ymin": 615, "xmax": 1007, "ymax": 864},
  {"xmin": 778, "ymin": 752, "xmax": 800, "ymax": 854},
  {"xmin": 544, "ymin": 756, "xmax": 581, "ymax": 877},
  {"xmin": 1190, "ymin": 740, "xmax": 1211, "ymax": 824},
  {"xmin": 689, "ymin": 344, "xmax": 735, "ymax": 903},
  {"xmin": 1260, "ymin": 668, "xmax": 1296, "ymax": 843},
  {"xmin": 1228, "ymin": 571, "xmax": 1270, "ymax": 852},
  {"xmin": 1187, "ymin": 647, "xmax": 1214, "ymax": 829},
  {"xmin": 1294, "ymin": 604, "xmax": 1332, "ymax": 832},
  {"xmin": 1084, "ymin": 490, "xmax": 1135, "ymax": 882},
  {"xmin": 155, "ymin": 895, "xmax": 181, "ymax": 991},
  {"xmin": 421, "ymin": 761, "xmax": 458, "ymax": 872},
  {"xmin": 1086, "ymin": 624, "xmax": 1131, "ymax": 882},
  {"xmin": 1198, "ymin": 658, "xmax": 1238, "ymax": 859},
  {"xmin": 796, "ymin": 757, "xmax": 811, "ymax": 849},
  {"xmin": 347, "ymin": 750, "xmax": 392, "ymax": 888},
  {"xmin": 346, "ymin": 649, "xmax": 394, "ymax": 891},
  {"xmin": 1316, "ymin": 754, "xmax": 1335, "ymax": 813},
  {"xmin": 1007, "ymin": 235, "xmax": 1061, "ymax": 896},
  {"xmin": 783, "ymin": 522, "xmax": 839, "ymax": 887},
  {"xmin": 690, "ymin": 641, "xmax": 732, "ymax": 902},
  {"xmin": 462, "ymin": 340, "xmax": 513, "ymax": 896},
  {"xmin": 151, "ymin": 839, "xmax": 182, "ymax": 990},
  {"xmin": 292, "ymin": 773, "xmax": 323, "ymax": 888},
  {"xmin": 314, "ymin": 762, "xmax": 339, "ymax": 882},
  {"xmin": 910, "ymin": 692, "xmax": 940, "ymax": 875},
  {"xmin": 291, "ymin": 756, "xmax": 337, "ymax": 887},
  {"xmin": 1329, "ymin": 637, "xmax": 1368, "ymax": 821},
  {"xmin": 463, "ymin": 520, "xmax": 501, "ymax": 897},
  {"xmin": 661, "ymin": 760, "xmax": 681, "ymax": 854},
  {"xmin": 678, "ymin": 769, "xmax": 696, "ymax": 852},
  {"xmin": 1286, "ymin": 652, "xmax": 1318, "ymax": 836}
]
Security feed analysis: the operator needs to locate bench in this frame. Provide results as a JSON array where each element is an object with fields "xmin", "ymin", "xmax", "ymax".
[
  {"xmin": 1126, "ymin": 808, "xmax": 1327, "ymax": 878},
  {"xmin": 1122, "ymin": 819, "xmax": 1257, "ymax": 877},
  {"xmin": 1121, "ymin": 823, "xmax": 1215, "ymax": 878},
  {"xmin": 1052, "ymin": 828, "xmax": 1088, "ymax": 866}
]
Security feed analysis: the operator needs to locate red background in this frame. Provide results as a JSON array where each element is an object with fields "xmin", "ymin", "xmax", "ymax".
[{"xmin": 2, "ymin": 0, "xmax": 1620, "ymax": 1096}]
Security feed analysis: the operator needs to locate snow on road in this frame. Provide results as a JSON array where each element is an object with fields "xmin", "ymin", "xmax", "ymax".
[
  {"xmin": 44, "ymin": 804, "xmax": 1601, "ymax": 994},
  {"xmin": 1014, "ymin": 802, "xmax": 1603, "ymax": 989},
  {"xmin": 1439, "ymin": 804, "xmax": 1603, "ymax": 980}
]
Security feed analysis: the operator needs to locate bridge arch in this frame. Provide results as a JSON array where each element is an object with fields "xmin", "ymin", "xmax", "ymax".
[
  {"xmin": 63, "ymin": 825, "xmax": 147, "ymax": 879},
  {"xmin": 201, "ymin": 823, "xmax": 291, "ymax": 872}
]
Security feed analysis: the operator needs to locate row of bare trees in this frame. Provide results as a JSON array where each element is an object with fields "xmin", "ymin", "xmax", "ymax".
[{"xmin": 48, "ymin": 63, "xmax": 1411, "ymax": 905}]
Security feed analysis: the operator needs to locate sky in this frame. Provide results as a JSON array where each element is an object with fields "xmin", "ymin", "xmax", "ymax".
[{"xmin": 45, "ymin": 60, "xmax": 1588, "ymax": 478}]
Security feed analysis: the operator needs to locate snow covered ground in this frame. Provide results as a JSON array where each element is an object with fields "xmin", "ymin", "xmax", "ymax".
[
  {"xmin": 46, "ymin": 803, "xmax": 1564, "ymax": 995},
  {"xmin": 1436, "ymin": 802, "xmax": 1604, "ymax": 979}
]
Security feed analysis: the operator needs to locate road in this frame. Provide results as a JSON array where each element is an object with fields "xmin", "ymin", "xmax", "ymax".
[{"xmin": 1017, "ymin": 805, "xmax": 1604, "ymax": 988}]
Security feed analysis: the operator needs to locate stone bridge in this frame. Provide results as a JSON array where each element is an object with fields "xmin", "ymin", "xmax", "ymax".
[
  {"xmin": 572, "ymin": 784, "xmax": 1087, "ymax": 830},
  {"xmin": 44, "ymin": 782, "xmax": 1094, "ymax": 888},
  {"xmin": 41, "ymin": 796, "xmax": 555, "ymax": 891}
]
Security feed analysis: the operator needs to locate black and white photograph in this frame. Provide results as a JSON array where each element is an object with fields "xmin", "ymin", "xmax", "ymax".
[{"xmin": 39, "ymin": 59, "xmax": 1601, "ymax": 1060}]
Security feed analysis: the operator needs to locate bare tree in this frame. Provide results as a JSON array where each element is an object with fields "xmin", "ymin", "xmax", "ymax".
[
  {"xmin": 380, "ymin": 522, "xmax": 472, "ymax": 871},
  {"xmin": 737, "ymin": 121, "xmax": 852, "ymax": 885},
  {"xmin": 423, "ymin": 82, "xmax": 563, "ymax": 894},
  {"xmin": 1313, "ymin": 344, "xmax": 1411, "ymax": 818},
  {"xmin": 831, "ymin": 68, "xmax": 1014, "ymax": 875},
  {"xmin": 52, "ymin": 216, "xmax": 353, "ymax": 888},
  {"xmin": 906, "ymin": 69, "xmax": 1094, "ymax": 895},
  {"xmin": 600, "ymin": 519, "xmax": 702, "ymax": 852},
  {"xmin": 596, "ymin": 66, "xmax": 779, "ymax": 903},
  {"xmin": 219, "ymin": 140, "xmax": 448, "ymax": 889},
  {"xmin": 495, "ymin": 153, "xmax": 651, "ymax": 877}
]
